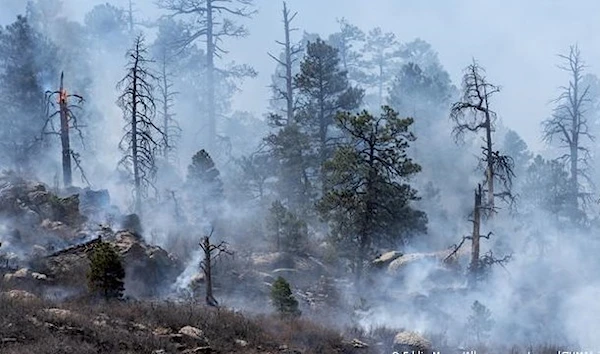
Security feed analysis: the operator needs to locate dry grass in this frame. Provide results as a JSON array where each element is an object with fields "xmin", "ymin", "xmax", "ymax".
[{"xmin": 0, "ymin": 293, "xmax": 367, "ymax": 354}]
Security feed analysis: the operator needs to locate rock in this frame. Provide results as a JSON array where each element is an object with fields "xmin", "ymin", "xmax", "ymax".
[
  {"xmin": 4, "ymin": 268, "xmax": 48, "ymax": 282},
  {"xmin": 132, "ymin": 322, "xmax": 148, "ymax": 331},
  {"xmin": 179, "ymin": 325, "xmax": 205, "ymax": 340},
  {"xmin": 32, "ymin": 245, "xmax": 47, "ymax": 258},
  {"xmin": 50, "ymin": 194, "xmax": 83, "ymax": 226},
  {"xmin": 152, "ymin": 350, "xmax": 166, "ymax": 354},
  {"xmin": 28, "ymin": 190, "xmax": 50, "ymax": 206},
  {"xmin": 235, "ymin": 339, "xmax": 248, "ymax": 347},
  {"xmin": 43, "ymin": 308, "xmax": 78, "ymax": 320},
  {"xmin": 2, "ymin": 290, "xmax": 38, "ymax": 301},
  {"xmin": 121, "ymin": 214, "xmax": 142, "ymax": 234},
  {"xmin": 44, "ymin": 230, "xmax": 182, "ymax": 298},
  {"xmin": 79, "ymin": 189, "xmax": 110, "ymax": 216},
  {"xmin": 153, "ymin": 327, "xmax": 172, "ymax": 336},
  {"xmin": 350, "ymin": 338, "xmax": 369, "ymax": 348},
  {"xmin": 393, "ymin": 331, "xmax": 431, "ymax": 353},
  {"xmin": 372, "ymin": 251, "xmax": 403, "ymax": 267},
  {"xmin": 182, "ymin": 347, "xmax": 212, "ymax": 354},
  {"xmin": 31, "ymin": 272, "xmax": 47, "ymax": 280}
]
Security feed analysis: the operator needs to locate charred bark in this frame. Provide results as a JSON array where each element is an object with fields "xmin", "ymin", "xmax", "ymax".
[{"xmin": 199, "ymin": 227, "xmax": 233, "ymax": 307}]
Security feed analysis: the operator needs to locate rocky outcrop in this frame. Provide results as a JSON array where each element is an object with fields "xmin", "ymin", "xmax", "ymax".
[
  {"xmin": 41, "ymin": 229, "xmax": 182, "ymax": 298},
  {"xmin": 1, "ymin": 289, "xmax": 39, "ymax": 302},
  {"xmin": 393, "ymin": 331, "xmax": 432, "ymax": 353}
]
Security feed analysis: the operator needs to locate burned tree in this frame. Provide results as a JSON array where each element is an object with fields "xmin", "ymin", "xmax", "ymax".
[
  {"xmin": 542, "ymin": 45, "xmax": 593, "ymax": 220},
  {"xmin": 158, "ymin": 0, "xmax": 257, "ymax": 146},
  {"xmin": 267, "ymin": 1, "xmax": 302, "ymax": 126},
  {"xmin": 446, "ymin": 183, "xmax": 511, "ymax": 283},
  {"xmin": 117, "ymin": 34, "xmax": 164, "ymax": 215},
  {"xmin": 199, "ymin": 228, "xmax": 232, "ymax": 307},
  {"xmin": 44, "ymin": 72, "xmax": 88, "ymax": 188},
  {"xmin": 157, "ymin": 54, "xmax": 181, "ymax": 164},
  {"xmin": 450, "ymin": 60, "xmax": 514, "ymax": 214}
]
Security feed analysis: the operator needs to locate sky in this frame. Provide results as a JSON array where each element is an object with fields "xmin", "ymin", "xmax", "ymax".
[{"xmin": 2, "ymin": 0, "xmax": 600, "ymax": 153}]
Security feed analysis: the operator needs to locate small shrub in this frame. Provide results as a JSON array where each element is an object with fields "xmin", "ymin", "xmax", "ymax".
[
  {"xmin": 467, "ymin": 300, "xmax": 494, "ymax": 343},
  {"xmin": 87, "ymin": 241, "xmax": 125, "ymax": 300},
  {"xmin": 270, "ymin": 276, "xmax": 301, "ymax": 318}
]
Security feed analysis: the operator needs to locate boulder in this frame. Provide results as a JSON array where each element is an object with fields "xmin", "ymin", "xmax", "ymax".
[
  {"xmin": 43, "ymin": 308, "xmax": 78, "ymax": 320},
  {"xmin": 4, "ymin": 268, "xmax": 48, "ymax": 283},
  {"xmin": 79, "ymin": 188, "xmax": 110, "ymax": 216},
  {"xmin": 235, "ymin": 339, "xmax": 248, "ymax": 347},
  {"xmin": 44, "ymin": 231, "xmax": 182, "ymax": 298},
  {"xmin": 372, "ymin": 251, "xmax": 402, "ymax": 268},
  {"xmin": 179, "ymin": 326, "xmax": 205, "ymax": 340},
  {"xmin": 1, "ymin": 290, "xmax": 39, "ymax": 302},
  {"xmin": 393, "ymin": 331, "xmax": 431, "ymax": 353},
  {"xmin": 120, "ymin": 214, "xmax": 142, "ymax": 234}
]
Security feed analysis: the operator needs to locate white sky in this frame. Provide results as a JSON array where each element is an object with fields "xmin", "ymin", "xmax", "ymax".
[{"xmin": 3, "ymin": 0, "xmax": 600, "ymax": 153}]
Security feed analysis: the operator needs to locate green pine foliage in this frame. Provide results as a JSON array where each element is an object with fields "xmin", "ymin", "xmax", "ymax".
[
  {"xmin": 318, "ymin": 106, "xmax": 426, "ymax": 282},
  {"xmin": 467, "ymin": 300, "xmax": 494, "ymax": 343},
  {"xmin": 87, "ymin": 241, "xmax": 125, "ymax": 300},
  {"xmin": 187, "ymin": 149, "xmax": 224, "ymax": 199},
  {"xmin": 266, "ymin": 200, "xmax": 309, "ymax": 254},
  {"xmin": 270, "ymin": 276, "xmax": 301, "ymax": 318}
]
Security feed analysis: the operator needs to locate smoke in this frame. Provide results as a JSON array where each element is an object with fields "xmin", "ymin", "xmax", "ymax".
[{"xmin": 3, "ymin": 1, "xmax": 600, "ymax": 351}]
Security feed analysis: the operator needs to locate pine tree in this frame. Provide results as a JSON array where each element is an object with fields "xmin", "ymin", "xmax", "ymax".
[
  {"xmin": 264, "ymin": 123, "xmax": 312, "ymax": 213},
  {"xmin": 467, "ymin": 300, "xmax": 494, "ymax": 343},
  {"xmin": 87, "ymin": 241, "xmax": 125, "ymax": 300},
  {"xmin": 295, "ymin": 38, "xmax": 363, "ymax": 196},
  {"xmin": 0, "ymin": 16, "xmax": 58, "ymax": 172},
  {"xmin": 270, "ymin": 276, "xmax": 301, "ymax": 318},
  {"xmin": 318, "ymin": 107, "xmax": 426, "ymax": 285},
  {"xmin": 186, "ymin": 149, "xmax": 224, "ymax": 222},
  {"xmin": 266, "ymin": 200, "xmax": 308, "ymax": 254}
]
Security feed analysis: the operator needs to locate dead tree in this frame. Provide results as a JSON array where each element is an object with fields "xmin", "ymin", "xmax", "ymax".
[
  {"xmin": 158, "ymin": 0, "xmax": 256, "ymax": 146},
  {"xmin": 268, "ymin": 1, "xmax": 302, "ymax": 126},
  {"xmin": 128, "ymin": 0, "xmax": 135, "ymax": 33},
  {"xmin": 542, "ymin": 45, "xmax": 593, "ymax": 219},
  {"xmin": 199, "ymin": 228, "xmax": 233, "ymax": 307},
  {"xmin": 44, "ymin": 72, "xmax": 89, "ymax": 188},
  {"xmin": 157, "ymin": 53, "xmax": 181, "ymax": 164},
  {"xmin": 450, "ymin": 60, "xmax": 514, "ymax": 214},
  {"xmin": 445, "ymin": 184, "xmax": 511, "ymax": 284},
  {"xmin": 117, "ymin": 34, "xmax": 165, "ymax": 215}
]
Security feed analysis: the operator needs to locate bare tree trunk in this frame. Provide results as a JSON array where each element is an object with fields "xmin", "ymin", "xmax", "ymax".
[
  {"xmin": 161, "ymin": 59, "xmax": 169, "ymax": 158},
  {"xmin": 283, "ymin": 2, "xmax": 294, "ymax": 125},
  {"xmin": 131, "ymin": 51, "xmax": 141, "ymax": 215},
  {"xmin": 201, "ymin": 236, "xmax": 215, "ymax": 306},
  {"xmin": 128, "ymin": 0, "xmax": 134, "ymax": 33},
  {"xmin": 378, "ymin": 62, "xmax": 383, "ymax": 108},
  {"xmin": 470, "ymin": 184, "xmax": 482, "ymax": 275},
  {"xmin": 485, "ymin": 110, "xmax": 494, "ymax": 213},
  {"xmin": 206, "ymin": 0, "xmax": 216, "ymax": 147},
  {"xmin": 58, "ymin": 72, "xmax": 72, "ymax": 188},
  {"xmin": 199, "ymin": 230, "xmax": 231, "ymax": 307}
]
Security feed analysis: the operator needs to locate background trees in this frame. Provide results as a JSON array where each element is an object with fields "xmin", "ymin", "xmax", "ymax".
[
  {"xmin": 186, "ymin": 149, "xmax": 224, "ymax": 223},
  {"xmin": 0, "ymin": 16, "xmax": 58, "ymax": 173},
  {"xmin": 157, "ymin": 0, "xmax": 257, "ymax": 146},
  {"xmin": 542, "ymin": 45, "xmax": 594, "ymax": 222},
  {"xmin": 295, "ymin": 38, "xmax": 363, "ymax": 196},
  {"xmin": 268, "ymin": 2, "xmax": 301, "ymax": 127}
]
